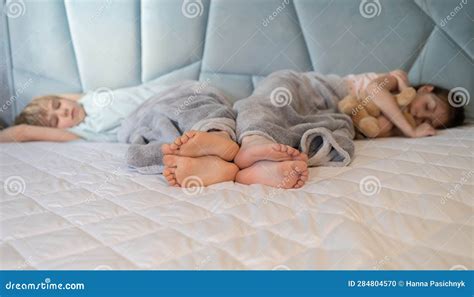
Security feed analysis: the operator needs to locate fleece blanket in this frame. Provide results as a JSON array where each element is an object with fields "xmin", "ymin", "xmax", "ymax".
[
  {"xmin": 234, "ymin": 70, "xmax": 355, "ymax": 166},
  {"xmin": 117, "ymin": 81, "xmax": 236, "ymax": 173}
]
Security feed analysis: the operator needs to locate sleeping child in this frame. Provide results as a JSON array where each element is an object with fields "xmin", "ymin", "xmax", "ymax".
[
  {"xmin": 232, "ymin": 69, "xmax": 465, "ymax": 188},
  {"xmin": 0, "ymin": 81, "xmax": 241, "ymax": 187}
]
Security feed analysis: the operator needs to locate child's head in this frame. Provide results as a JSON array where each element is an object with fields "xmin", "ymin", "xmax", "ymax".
[
  {"xmin": 410, "ymin": 85, "xmax": 465, "ymax": 129},
  {"xmin": 14, "ymin": 95, "xmax": 86, "ymax": 128}
]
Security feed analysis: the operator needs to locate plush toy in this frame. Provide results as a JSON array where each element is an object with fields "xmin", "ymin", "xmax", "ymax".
[{"xmin": 338, "ymin": 87, "xmax": 417, "ymax": 138}]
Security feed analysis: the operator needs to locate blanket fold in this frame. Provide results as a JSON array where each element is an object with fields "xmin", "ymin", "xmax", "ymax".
[
  {"xmin": 234, "ymin": 70, "xmax": 355, "ymax": 166},
  {"xmin": 117, "ymin": 81, "xmax": 236, "ymax": 172}
]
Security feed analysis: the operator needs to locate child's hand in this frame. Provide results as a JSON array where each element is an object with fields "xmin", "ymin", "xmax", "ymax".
[{"xmin": 409, "ymin": 123, "xmax": 436, "ymax": 138}]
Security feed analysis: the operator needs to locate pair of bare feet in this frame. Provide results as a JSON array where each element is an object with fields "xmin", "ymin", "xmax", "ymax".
[
  {"xmin": 161, "ymin": 131, "xmax": 240, "ymax": 187},
  {"xmin": 234, "ymin": 135, "xmax": 309, "ymax": 189},
  {"xmin": 161, "ymin": 131, "xmax": 309, "ymax": 189}
]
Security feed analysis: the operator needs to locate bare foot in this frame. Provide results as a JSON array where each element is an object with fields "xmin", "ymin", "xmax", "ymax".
[
  {"xmin": 161, "ymin": 131, "xmax": 239, "ymax": 161},
  {"xmin": 234, "ymin": 135, "xmax": 308, "ymax": 169},
  {"xmin": 163, "ymin": 155, "xmax": 239, "ymax": 187},
  {"xmin": 235, "ymin": 160, "xmax": 309, "ymax": 189}
]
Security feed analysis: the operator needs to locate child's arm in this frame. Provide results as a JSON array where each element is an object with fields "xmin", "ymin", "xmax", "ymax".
[
  {"xmin": 366, "ymin": 71, "xmax": 435, "ymax": 138},
  {"xmin": 0, "ymin": 124, "xmax": 80, "ymax": 142}
]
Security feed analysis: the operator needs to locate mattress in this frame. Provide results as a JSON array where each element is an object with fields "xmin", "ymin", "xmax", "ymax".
[{"xmin": 1, "ymin": 125, "xmax": 472, "ymax": 270}]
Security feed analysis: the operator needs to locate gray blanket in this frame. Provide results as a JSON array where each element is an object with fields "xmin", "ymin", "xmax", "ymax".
[
  {"xmin": 117, "ymin": 81, "xmax": 236, "ymax": 173},
  {"xmin": 234, "ymin": 70, "xmax": 355, "ymax": 166}
]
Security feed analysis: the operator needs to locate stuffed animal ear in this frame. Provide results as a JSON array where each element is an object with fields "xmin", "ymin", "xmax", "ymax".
[{"xmin": 396, "ymin": 87, "xmax": 416, "ymax": 106}]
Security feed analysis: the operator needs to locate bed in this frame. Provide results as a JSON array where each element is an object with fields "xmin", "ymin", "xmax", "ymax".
[
  {"xmin": 1, "ymin": 124, "xmax": 472, "ymax": 269},
  {"xmin": 1, "ymin": 0, "xmax": 472, "ymax": 270}
]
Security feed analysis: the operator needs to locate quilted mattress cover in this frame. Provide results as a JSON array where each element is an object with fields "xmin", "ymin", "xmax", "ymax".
[{"xmin": 0, "ymin": 125, "xmax": 472, "ymax": 270}]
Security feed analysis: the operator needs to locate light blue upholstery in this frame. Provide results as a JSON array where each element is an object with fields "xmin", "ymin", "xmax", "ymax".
[{"xmin": 1, "ymin": 0, "xmax": 473, "ymax": 125}]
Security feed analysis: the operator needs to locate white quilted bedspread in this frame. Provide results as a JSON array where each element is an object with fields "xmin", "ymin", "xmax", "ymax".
[{"xmin": 1, "ymin": 126, "xmax": 472, "ymax": 270}]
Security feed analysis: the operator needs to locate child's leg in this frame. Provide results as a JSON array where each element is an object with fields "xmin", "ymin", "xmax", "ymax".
[
  {"xmin": 163, "ymin": 155, "xmax": 239, "ymax": 187},
  {"xmin": 234, "ymin": 134, "xmax": 308, "ymax": 169},
  {"xmin": 161, "ymin": 130, "xmax": 239, "ymax": 161}
]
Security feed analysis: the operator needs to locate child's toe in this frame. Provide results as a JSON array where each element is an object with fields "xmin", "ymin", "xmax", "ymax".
[
  {"xmin": 180, "ymin": 134, "xmax": 190, "ymax": 143},
  {"xmin": 174, "ymin": 137, "xmax": 183, "ymax": 146},
  {"xmin": 184, "ymin": 131, "xmax": 198, "ymax": 139},
  {"xmin": 161, "ymin": 144, "xmax": 174, "ymax": 155},
  {"xmin": 163, "ymin": 156, "xmax": 178, "ymax": 167}
]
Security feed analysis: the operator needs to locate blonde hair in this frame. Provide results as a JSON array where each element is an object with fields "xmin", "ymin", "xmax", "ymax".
[{"xmin": 14, "ymin": 95, "xmax": 60, "ymax": 127}]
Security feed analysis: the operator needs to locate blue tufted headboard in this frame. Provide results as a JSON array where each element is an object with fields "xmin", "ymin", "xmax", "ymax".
[{"xmin": 1, "ymin": 0, "xmax": 473, "ymax": 125}]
